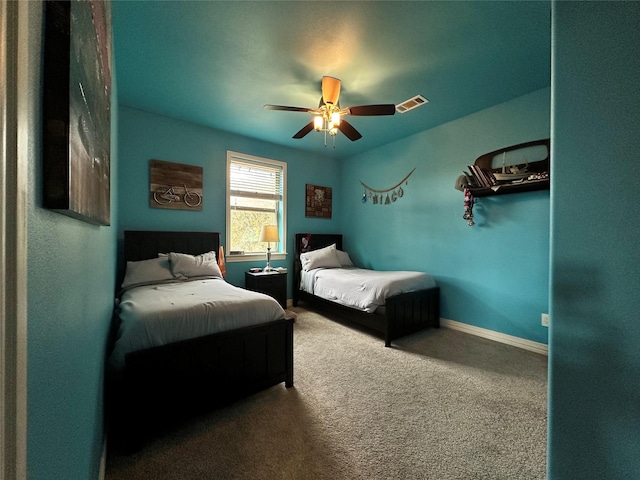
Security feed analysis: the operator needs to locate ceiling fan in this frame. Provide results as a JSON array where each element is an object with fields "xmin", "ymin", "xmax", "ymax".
[{"xmin": 264, "ymin": 76, "xmax": 396, "ymax": 143}]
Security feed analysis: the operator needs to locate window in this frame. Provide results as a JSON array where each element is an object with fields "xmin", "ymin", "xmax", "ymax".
[{"xmin": 226, "ymin": 151, "xmax": 286, "ymax": 261}]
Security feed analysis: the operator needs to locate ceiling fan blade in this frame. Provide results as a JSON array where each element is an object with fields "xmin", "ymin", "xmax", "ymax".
[
  {"xmin": 293, "ymin": 122, "xmax": 315, "ymax": 139},
  {"xmin": 264, "ymin": 104, "xmax": 312, "ymax": 113},
  {"xmin": 347, "ymin": 104, "xmax": 397, "ymax": 116},
  {"xmin": 322, "ymin": 76, "xmax": 341, "ymax": 105},
  {"xmin": 337, "ymin": 119, "xmax": 362, "ymax": 141}
]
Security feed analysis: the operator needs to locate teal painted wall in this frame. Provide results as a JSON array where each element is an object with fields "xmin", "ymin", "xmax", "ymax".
[
  {"xmin": 25, "ymin": 2, "xmax": 118, "ymax": 479},
  {"xmin": 548, "ymin": 2, "xmax": 640, "ymax": 478},
  {"xmin": 117, "ymin": 107, "xmax": 342, "ymax": 290},
  {"xmin": 119, "ymin": 88, "xmax": 550, "ymax": 346},
  {"xmin": 19, "ymin": 2, "xmax": 640, "ymax": 479},
  {"xmin": 341, "ymin": 88, "xmax": 551, "ymax": 344}
]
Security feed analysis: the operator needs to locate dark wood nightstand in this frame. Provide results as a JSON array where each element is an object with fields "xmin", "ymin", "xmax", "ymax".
[{"xmin": 245, "ymin": 271, "xmax": 287, "ymax": 309}]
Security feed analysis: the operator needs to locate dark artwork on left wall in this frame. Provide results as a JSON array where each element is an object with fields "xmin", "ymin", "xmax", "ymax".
[{"xmin": 43, "ymin": 0, "xmax": 112, "ymax": 225}]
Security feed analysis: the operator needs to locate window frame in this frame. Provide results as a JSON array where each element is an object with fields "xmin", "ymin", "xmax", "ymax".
[{"xmin": 225, "ymin": 150, "xmax": 287, "ymax": 263}]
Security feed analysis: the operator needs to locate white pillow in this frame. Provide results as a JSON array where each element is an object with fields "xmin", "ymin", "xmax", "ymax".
[
  {"xmin": 300, "ymin": 244, "xmax": 342, "ymax": 271},
  {"xmin": 169, "ymin": 251, "xmax": 222, "ymax": 278},
  {"xmin": 336, "ymin": 249, "xmax": 353, "ymax": 267},
  {"xmin": 121, "ymin": 257, "xmax": 174, "ymax": 288}
]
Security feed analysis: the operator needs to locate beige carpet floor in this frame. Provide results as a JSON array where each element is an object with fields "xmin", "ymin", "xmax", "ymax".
[{"xmin": 106, "ymin": 307, "xmax": 547, "ymax": 479}]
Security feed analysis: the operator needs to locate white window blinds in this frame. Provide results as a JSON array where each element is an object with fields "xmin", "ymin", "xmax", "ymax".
[{"xmin": 229, "ymin": 157, "xmax": 283, "ymax": 202}]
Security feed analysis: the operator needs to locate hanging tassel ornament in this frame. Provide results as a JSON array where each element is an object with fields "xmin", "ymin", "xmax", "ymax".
[{"xmin": 463, "ymin": 187, "xmax": 475, "ymax": 226}]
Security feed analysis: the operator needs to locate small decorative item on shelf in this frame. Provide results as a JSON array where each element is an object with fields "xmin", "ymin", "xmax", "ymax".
[
  {"xmin": 361, "ymin": 168, "xmax": 416, "ymax": 205},
  {"xmin": 492, "ymin": 152, "xmax": 530, "ymax": 182}
]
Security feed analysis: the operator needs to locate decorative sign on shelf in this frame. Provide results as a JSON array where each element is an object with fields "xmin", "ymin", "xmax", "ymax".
[
  {"xmin": 305, "ymin": 184, "xmax": 332, "ymax": 218},
  {"xmin": 150, "ymin": 159, "xmax": 203, "ymax": 211},
  {"xmin": 360, "ymin": 168, "xmax": 416, "ymax": 205}
]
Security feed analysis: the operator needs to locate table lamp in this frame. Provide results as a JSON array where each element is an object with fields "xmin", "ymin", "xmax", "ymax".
[{"xmin": 259, "ymin": 225, "xmax": 279, "ymax": 272}]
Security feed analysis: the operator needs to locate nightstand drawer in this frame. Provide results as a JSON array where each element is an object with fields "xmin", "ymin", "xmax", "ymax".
[{"xmin": 245, "ymin": 271, "xmax": 287, "ymax": 309}]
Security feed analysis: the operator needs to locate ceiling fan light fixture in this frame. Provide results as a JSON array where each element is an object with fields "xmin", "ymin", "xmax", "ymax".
[{"xmin": 265, "ymin": 76, "xmax": 396, "ymax": 146}]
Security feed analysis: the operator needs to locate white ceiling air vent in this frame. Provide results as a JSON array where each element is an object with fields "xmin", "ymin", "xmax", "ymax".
[{"xmin": 396, "ymin": 95, "xmax": 429, "ymax": 113}]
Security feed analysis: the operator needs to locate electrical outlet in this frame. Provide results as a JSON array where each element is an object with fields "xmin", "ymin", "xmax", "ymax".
[{"xmin": 541, "ymin": 313, "xmax": 549, "ymax": 327}]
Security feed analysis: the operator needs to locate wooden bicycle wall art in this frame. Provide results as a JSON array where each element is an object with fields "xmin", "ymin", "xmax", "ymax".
[{"xmin": 149, "ymin": 159, "xmax": 203, "ymax": 211}]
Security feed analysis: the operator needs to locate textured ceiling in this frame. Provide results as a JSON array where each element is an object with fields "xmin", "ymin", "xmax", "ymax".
[{"xmin": 112, "ymin": 1, "xmax": 551, "ymax": 159}]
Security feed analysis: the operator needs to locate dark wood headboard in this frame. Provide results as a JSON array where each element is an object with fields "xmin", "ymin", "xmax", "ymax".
[
  {"xmin": 293, "ymin": 233, "xmax": 343, "ymax": 258},
  {"xmin": 292, "ymin": 233, "xmax": 343, "ymax": 304},
  {"xmin": 124, "ymin": 231, "xmax": 220, "ymax": 263}
]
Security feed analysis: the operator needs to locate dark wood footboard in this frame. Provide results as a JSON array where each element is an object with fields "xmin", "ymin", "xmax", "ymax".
[
  {"xmin": 385, "ymin": 287, "xmax": 440, "ymax": 346},
  {"xmin": 296, "ymin": 287, "xmax": 439, "ymax": 347},
  {"xmin": 108, "ymin": 317, "xmax": 294, "ymax": 451}
]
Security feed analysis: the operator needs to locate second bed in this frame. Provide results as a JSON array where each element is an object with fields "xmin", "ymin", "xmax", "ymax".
[{"xmin": 293, "ymin": 233, "xmax": 440, "ymax": 346}]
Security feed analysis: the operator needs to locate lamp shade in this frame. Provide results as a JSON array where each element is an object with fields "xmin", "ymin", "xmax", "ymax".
[{"xmin": 259, "ymin": 225, "xmax": 279, "ymax": 243}]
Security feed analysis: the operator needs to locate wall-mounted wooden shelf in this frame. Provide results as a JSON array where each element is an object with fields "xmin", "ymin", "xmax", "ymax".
[
  {"xmin": 461, "ymin": 139, "xmax": 550, "ymax": 197},
  {"xmin": 469, "ymin": 178, "xmax": 549, "ymax": 197}
]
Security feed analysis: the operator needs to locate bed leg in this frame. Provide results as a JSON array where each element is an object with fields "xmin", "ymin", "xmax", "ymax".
[{"xmin": 286, "ymin": 319, "xmax": 294, "ymax": 387}]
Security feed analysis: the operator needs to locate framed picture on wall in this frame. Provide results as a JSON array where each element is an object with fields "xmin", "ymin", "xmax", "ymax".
[
  {"xmin": 42, "ymin": 0, "xmax": 112, "ymax": 225},
  {"xmin": 305, "ymin": 184, "xmax": 332, "ymax": 219},
  {"xmin": 150, "ymin": 159, "xmax": 203, "ymax": 211}
]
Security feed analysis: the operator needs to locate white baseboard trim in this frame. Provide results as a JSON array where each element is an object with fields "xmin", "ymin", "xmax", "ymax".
[{"xmin": 440, "ymin": 318, "xmax": 548, "ymax": 356}]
